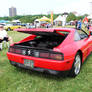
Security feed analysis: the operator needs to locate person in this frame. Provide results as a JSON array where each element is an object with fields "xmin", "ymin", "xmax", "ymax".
[
  {"xmin": 87, "ymin": 23, "xmax": 91, "ymax": 31},
  {"xmin": 0, "ymin": 25, "xmax": 13, "ymax": 50},
  {"xmin": 75, "ymin": 20, "xmax": 78, "ymax": 29},
  {"xmin": 77, "ymin": 20, "xmax": 82, "ymax": 30}
]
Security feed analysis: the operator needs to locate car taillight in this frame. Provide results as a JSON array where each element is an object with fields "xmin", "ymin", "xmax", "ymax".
[
  {"xmin": 9, "ymin": 47, "xmax": 15, "ymax": 52},
  {"xmin": 40, "ymin": 52, "xmax": 49, "ymax": 58},
  {"xmin": 9, "ymin": 47, "xmax": 64, "ymax": 61},
  {"xmin": 39, "ymin": 52, "xmax": 64, "ymax": 60},
  {"xmin": 50, "ymin": 53, "xmax": 63, "ymax": 60},
  {"xmin": 9, "ymin": 47, "xmax": 22, "ymax": 54},
  {"xmin": 16, "ymin": 49, "xmax": 22, "ymax": 54}
]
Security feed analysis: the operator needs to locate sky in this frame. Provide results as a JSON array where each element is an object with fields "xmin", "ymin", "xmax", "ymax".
[{"xmin": 0, "ymin": 0, "xmax": 92, "ymax": 16}]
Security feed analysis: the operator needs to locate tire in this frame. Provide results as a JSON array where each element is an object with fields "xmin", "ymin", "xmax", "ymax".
[
  {"xmin": 69, "ymin": 52, "xmax": 82, "ymax": 77},
  {"xmin": 7, "ymin": 28, "xmax": 11, "ymax": 31}
]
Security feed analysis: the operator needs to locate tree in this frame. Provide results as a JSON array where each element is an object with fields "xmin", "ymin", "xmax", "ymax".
[{"xmin": 66, "ymin": 13, "xmax": 76, "ymax": 22}]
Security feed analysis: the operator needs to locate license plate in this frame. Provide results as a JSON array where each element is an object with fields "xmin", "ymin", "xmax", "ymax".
[{"xmin": 24, "ymin": 59, "xmax": 34, "ymax": 68}]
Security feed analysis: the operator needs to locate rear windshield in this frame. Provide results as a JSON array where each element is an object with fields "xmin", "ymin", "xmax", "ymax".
[
  {"xmin": 57, "ymin": 31, "xmax": 69, "ymax": 36},
  {"xmin": 57, "ymin": 31, "xmax": 69, "ymax": 34}
]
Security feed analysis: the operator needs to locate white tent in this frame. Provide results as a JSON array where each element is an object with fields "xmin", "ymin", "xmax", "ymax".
[
  {"xmin": 54, "ymin": 15, "xmax": 63, "ymax": 22},
  {"xmin": 54, "ymin": 15, "xmax": 67, "ymax": 26},
  {"xmin": 12, "ymin": 20, "xmax": 21, "ymax": 23},
  {"xmin": 87, "ymin": 15, "xmax": 92, "ymax": 19},
  {"xmin": 34, "ymin": 19, "xmax": 40, "ymax": 22}
]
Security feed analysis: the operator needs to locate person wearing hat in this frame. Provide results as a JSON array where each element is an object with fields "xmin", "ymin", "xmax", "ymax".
[{"xmin": 0, "ymin": 25, "xmax": 13, "ymax": 50}]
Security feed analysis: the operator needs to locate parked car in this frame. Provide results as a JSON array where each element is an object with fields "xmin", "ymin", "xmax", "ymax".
[
  {"xmin": 4, "ymin": 24, "xmax": 22, "ymax": 31},
  {"xmin": 20, "ymin": 23, "xmax": 27, "ymax": 27},
  {"xmin": 7, "ymin": 28, "xmax": 92, "ymax": 77},
  {"xmin": 26, "ymin": 24, "xmax": 35, "ymax": 28}
]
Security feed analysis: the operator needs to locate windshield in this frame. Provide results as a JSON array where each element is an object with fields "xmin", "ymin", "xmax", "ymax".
[{"xmin": 75, "ymin": 30, "xmax": 88, "ymax": 40}]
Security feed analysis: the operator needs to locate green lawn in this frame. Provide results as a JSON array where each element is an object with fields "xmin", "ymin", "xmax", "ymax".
[{"xmin": 0, "ymin": 30, "xmax": 92, "ymax": 92}]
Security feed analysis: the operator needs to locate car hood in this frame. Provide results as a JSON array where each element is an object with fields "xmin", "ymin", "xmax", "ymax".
[{"xmin": 15, "ymin": 28, "xmax": 63, "ymax": 36}]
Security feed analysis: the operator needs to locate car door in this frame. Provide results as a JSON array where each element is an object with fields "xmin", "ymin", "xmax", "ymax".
[
  {"xmin": 74, "ymin": 30, "xmax": 90, "ymax": 61},
  {"xmin": 88, "ymin": 34, "xmax": 92, "ymax": 53}
]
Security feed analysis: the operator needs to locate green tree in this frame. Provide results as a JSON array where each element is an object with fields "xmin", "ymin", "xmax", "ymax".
[
  {"xmin": 76, "ymin": 16, "xmax": 84, "ymax": 20},
  {"xmin": 66, "ymin": 13, "xmax": 76, "ymax": 22}
]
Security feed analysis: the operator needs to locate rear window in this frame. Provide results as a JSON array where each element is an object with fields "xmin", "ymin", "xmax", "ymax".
[
  {"xmin": 57, "ymin": 31, "xmax": 69, "ymax": 34},
  {"xmin": 57, "ymin": 31, "xmax": 69, "ymax": 36}
]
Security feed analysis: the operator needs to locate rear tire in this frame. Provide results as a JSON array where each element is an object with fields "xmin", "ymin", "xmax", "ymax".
[{"xmin": 69, "ymin": 52, "xmax": 82, "ymax": 77}]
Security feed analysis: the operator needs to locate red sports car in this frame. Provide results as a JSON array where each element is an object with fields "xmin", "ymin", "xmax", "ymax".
[{"xmin": 7, "ymin": 28, "xmax": 92, "ymax": 77}]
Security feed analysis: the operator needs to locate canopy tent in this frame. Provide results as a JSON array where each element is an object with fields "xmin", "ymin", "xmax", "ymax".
[
  {"xmin": 87, "ymin": 15, "xmax": 92, "ymax": 19},
  {"xmin": 0, "ymin": 20, "xmax": 9, "ymax": 23},
  {"xmin": 35, "ymin": 16, "xmax": 51, "ymax": 22},
  {"xmin": 35, "ymin": 19, "xmax": 40, "ymax": 22},
  {"xmin": 54, "ymin": 15, "xmax": 63, "ymax": 22},
  {"xmin": 39, "ymin": 16, "xmax": 51, "ymax": 22},
  {"xmin": 54, "ymin": 15, "xmax": 66, "ymax": 26},
  {"xmin": 34, "ymin": 16, "xmax": 51, "ymax": 28},
  {"xmin": 12, "ymin": 20, "xmax": 21, "ymax": 23}
]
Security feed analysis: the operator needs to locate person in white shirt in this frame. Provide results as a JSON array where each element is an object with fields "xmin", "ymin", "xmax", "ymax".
[{"xmin": 0, "ymin": 25, "xmax": 13, "ymax": 50}]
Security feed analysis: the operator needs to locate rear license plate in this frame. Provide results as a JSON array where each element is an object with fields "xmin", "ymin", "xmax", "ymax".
[{"xmin": 24, "ymin": 59, "xmax": 34, "ymax": 68}]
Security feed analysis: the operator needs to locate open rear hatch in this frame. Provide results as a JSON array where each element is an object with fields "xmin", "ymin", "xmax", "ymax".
[
  {"xmin": 15, "ymin": 28, "xmax": 65, "ymax": 36},
  {"xmin": 14, "ymin": 28, "xmax": 66, "ymax": 50}
]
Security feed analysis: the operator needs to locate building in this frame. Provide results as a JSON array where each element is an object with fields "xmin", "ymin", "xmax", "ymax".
[{"xmin": 9, "ymin": 7, "xmax": 17, "ymax": 17}]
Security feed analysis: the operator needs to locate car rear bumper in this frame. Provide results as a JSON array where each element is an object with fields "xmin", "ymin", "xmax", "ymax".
[
  {"xmin": 7, "ymin": 52, "xmax": 74, "ymax": 71},
  {"xmin": 10, "ymin": 61, "xmax": 62, "ymax": 75}
]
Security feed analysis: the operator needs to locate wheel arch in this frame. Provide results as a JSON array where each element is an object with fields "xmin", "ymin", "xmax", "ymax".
[
  {"xmin": 69, "ymin": 49, "xmax": 83, "ymax": 77},
  {"xmin": 77, "ymin": 50, "xmax": 83, "ymax": 64}
]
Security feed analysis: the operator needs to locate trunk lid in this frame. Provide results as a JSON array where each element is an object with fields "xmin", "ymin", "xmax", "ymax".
[{"xmin": 15, "ymin": 28, "xmax": 64, "ymax": 36}]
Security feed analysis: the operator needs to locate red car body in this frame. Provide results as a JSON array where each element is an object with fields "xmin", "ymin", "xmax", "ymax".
[{"xmin": 7, "ymin": 28, "xmax": 92, "ymax": 77}]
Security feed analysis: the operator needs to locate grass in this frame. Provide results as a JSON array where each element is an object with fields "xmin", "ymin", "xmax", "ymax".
[{"xmin": 0, "ymin": 29, "xmax": 92, "ymax": 92}]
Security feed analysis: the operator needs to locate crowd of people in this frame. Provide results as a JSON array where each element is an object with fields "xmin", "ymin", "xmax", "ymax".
[
  {"xmin": 75, "ymin": 20, "xmax": 82, "ymax": 30},
  {"xmin": 75, "ymin": 19, "xmax": 91, "ymax": 31}
]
